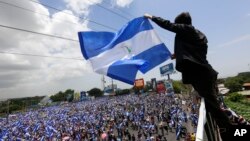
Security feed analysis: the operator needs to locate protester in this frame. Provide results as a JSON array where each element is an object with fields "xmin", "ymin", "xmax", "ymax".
[
  {"xmin": 144, "ymin": 12, "xmax": 232, "ymax": 140},
  {"xmin": 0, "ymin": 93, "xmax": 195, "ymax": 140},
  {"xmin": 190, "ymin": 132, "xmax": 196, "ymax": 141}
]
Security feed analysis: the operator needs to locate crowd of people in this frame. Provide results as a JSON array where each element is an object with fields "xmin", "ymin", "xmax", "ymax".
[{"xmin": 0, "ymin": 93, "xmax": 198, "ymax": 141}]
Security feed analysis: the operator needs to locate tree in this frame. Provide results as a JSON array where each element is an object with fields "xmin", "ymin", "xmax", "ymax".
[
  {"xmin": 50, "ymin": 89, "xmax": 74, "ymax": 102},
  {"xmin": 9, "ymin": 104, "xmax": 22, "ymax": 113},
  {"xmin": 116, "ymin": 89, "xmax": 130, "ymax": 95},
  {"xmin": 143, "ymin": 85, "xmax": 150, "ymax": 93},
  {"xmin": 88, "ymin": 88, "xmax": 103, "ymax": 97},
  {"xmin": 172, "ymin": 81, "xmax": 183, "ymax": 93},
  {"xmin": 238, "ymin": 72, "xmax": 250, "ymax": 83},
  {"xmin": 172, "ymin": 80, "xmax": 191, "ymax": 94},
  {"xmin": 224, "ymin": 72, "xmax": 250, "ymax": 92},
  {"xmin": 224, "ymin": 77, "xmax": 243, "ymax": 92},
  {"xmin": 65, "ymin": 89, "xmax": 74, "ymax": 102},
  {"xmin": 227, "ymin": 92, "xmax": 244, "ymax": 102},
  {"xmin": 217, "ymin": 78, "xmax": 226, "ymax": 84}
]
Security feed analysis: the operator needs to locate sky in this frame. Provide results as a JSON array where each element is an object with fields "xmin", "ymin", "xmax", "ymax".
[{"xmin": 0, "ymin": 0, "xmax": 250, "ymax": 99}]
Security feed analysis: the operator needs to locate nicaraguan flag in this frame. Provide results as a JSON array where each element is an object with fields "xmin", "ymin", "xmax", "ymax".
[{"xmin": 78, "ymin": 17, "xmax": 171, "ymax": 84}]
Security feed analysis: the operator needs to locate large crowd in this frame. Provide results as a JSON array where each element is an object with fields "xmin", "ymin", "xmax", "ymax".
[{"xmin": 0, "ymin": 93, "xmax": 199, "ymax": 141}]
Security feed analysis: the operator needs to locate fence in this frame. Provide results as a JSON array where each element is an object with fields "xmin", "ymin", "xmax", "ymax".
[{"xmin": 196, "ymin": 98, "xmax": 222, "ymax": 141}]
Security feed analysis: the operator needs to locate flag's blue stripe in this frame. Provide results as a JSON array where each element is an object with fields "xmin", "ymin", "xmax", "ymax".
[
  {"xmin": 107, "ymin": 44, "xmax": 171, "ymax": 84},
  {"xmin": 107, "ymin": 59, "xmax": 147, "ymax": 84},
  {"xmin": 78, "ymin": 31, "xmax": 115, "ymax": 59},
  {"xmin": 78, "ymin": 17, "xmax": 153, "ymax": 59},
  {"xmin": 134, "ymin": 43, "xmax": 171, "ymax": 73}
]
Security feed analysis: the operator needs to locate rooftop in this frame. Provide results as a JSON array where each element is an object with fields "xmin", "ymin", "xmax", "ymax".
[{"xmin": 243, "ymin": 83, "xmax": 250, "ymax": 87}]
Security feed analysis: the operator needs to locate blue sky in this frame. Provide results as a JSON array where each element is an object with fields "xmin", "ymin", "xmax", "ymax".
[
  {"xmin": 84, "ymin": 0, "xmax": 250, "ymax": 83},
  {"xmin": 0, "ymin": 0, "xmax": 249, "ymax": 99}
]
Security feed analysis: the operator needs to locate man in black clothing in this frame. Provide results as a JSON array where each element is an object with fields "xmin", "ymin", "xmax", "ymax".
[{"xmin": 144, "ymin": 12, "xmax": 231, "ymax": 140}]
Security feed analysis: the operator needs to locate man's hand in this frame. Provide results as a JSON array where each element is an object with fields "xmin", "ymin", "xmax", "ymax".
[
  {"xmin": 144, "ymin": 13, "xmax": 153, "ymax": 19},
  {"xmin": 171, "ymin": 54, "xmax": 176, "ymax": 60}
]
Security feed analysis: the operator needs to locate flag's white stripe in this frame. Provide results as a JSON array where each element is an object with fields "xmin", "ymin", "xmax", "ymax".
[{"xmin": 89, "ymin": 29, "xmax": 162, "ymax": 74}]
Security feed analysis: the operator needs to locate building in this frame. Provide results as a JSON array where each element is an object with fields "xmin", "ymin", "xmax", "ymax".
[
  {"xmin": 243, "ymin": 83, "xmax": 250, "ymax": 90},
  {"xmin": 217, "ymin": 84, "xmax": 230, "ymax": 95},
  {"xmin": 238, "ymin": 90, "xmax": 250, "ymax": 99}
]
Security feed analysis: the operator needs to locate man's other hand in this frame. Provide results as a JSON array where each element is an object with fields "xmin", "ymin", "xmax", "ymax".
[{"xmin": 144, "ymin": 13, "xmax": 153, "ymax": 19}]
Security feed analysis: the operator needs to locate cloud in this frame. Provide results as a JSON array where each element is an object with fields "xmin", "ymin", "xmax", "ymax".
[
  {"xmin": 0, "ymin": 0, "xmax": 92, "ymax": 98},
  {"xmin": 217, "ymin": 34, "xmax": 250, "ymax": 48},
  {"xmin": 64, "ymin": 0, "xmax": 134, "ymax": 15},
  {"xmin": 0, "ymin": 0, "xmax": 136, "ymax": 99},
  {"xmin": 111, "ymin": 0, "xmax": 134, "ymax": 7},
  {"xmin": 64, "ymin": 0, "xmax": 102, "ymax": 15}
]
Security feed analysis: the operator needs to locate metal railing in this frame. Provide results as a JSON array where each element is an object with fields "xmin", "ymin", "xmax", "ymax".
[{"xmin": 196, "ymin": 98, "xmax": 222, "ymax": 141}]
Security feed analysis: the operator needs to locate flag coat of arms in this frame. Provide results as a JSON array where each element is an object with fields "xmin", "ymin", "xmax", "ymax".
[{"xmin": 78, "ymin": 17, "xmax": 171, "ymax": 84}]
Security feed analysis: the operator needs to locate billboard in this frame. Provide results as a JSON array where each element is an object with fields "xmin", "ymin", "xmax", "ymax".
[
  {"xmin": 134, "ymin": 78, "xmax": 144, "ymax": 88},
  {"xmin": 151, "ymin": 78, "xmax": 157, "ymax": 91},
  {"xmin": 160, "ymin": 63, "xmax": 174, "ymax": 76},
  {"xmin": 80, "ymin": 91, "xmax": 88, "ymax": 101},
  {"xmin": 164, "ymin": 80, "xmax": 174, "ymax": 94},
  {"xmin": 146, "ymin": 81, "xmax": 152, "ymax": 89},
  {"xmin": 156, "ymin": 81, "xmax": 166, "ymax": 94}
]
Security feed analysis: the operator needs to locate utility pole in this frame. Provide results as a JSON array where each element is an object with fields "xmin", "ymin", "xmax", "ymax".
[
  {"xmin": 111, "ymin": 78, "xmax": 114, "ymax": 93},
  {"xmin": 167, "ymin": 74, "xmax": 170, "ymax": 80},
  {"xmin": 7, "ymin": 100, "xmax": 9, "ymax": 124},
  {"xmin": 102, "ymin": 75, "xmax": 106, "ymax": 90}
]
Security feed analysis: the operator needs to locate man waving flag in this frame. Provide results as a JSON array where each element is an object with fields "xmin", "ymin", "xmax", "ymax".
[{"xmin": 78, "ymin": 17, "xmax": 171, "ymax": 84}]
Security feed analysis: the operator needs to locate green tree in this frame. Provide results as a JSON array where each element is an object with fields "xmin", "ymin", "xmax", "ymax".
[
  {"xmin": 143, "ymin": 85, "xmax": 150, "ymax": 93},
  {"xmin": 224, "ymin": 77, "xmax": 243, "ymax": 92},
  {"xmin": 238, "ymin": 72, "xmax": 250, "ymax": 83},
  {"xmin": 88, "ymin": 88, "xmax": 103, "ymax": 97},
  {"xmin": 65, "ymin": 89, "xmax": 74, "ymax": 102},
  {"xmin": 9, "ymin": 104, "xmax": 22, "ymax": 113},
  {"xmin": 227, "ymin": 92, "xmax": 244, "ymax": 102},
  {"xmin": 172, "ymin": 80, "xmax": 192, "ymax": 94},
  {"xmin": 116, "ymin": 89, "xmax": 130, "ymax": 95},
  {"xmin": 173, "ymin": 81, "xmax": 182, "ymax": 93},
  {"xmin": 50, "ymin": 89, "xmax": 74, "ymax": 102},
  {"xmin": 217, "ymin": 78, "xmax": 226, "ymax": 84}
]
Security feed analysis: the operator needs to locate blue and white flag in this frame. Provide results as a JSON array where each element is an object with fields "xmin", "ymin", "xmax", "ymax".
[{"xmin": 78, "ymin": 17, "xmax": 171, "ymax": 84}]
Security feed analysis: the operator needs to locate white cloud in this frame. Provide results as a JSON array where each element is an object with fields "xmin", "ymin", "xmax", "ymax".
[
  {"xmin": 64, "ymin": 0, "xmax": 102, "ymax": 15},
  {"xmin": 64, "ymin": 0, "xmax": 134, "ymax": 15},
  {"xmin": 112, "ymin": 0, "xmax": 133, "ymax": 7},
  {"xmin": 0, "ymin": 0, "xmax": 136, "ymax": 99},
  {"xmin": 0, "ymin": 0, "xmax": 92, "ymax": 99},
  {"xmin": 217, "ymin": 34, "xmax": 250, "ymax": 48}
]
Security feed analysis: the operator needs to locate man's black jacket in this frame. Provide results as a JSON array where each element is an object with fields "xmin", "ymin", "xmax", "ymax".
[{"xmin": 152, "ymin": 16, "xmax": 209, "ymax": 72}]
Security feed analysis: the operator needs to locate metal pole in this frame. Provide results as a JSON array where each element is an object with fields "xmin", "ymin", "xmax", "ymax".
[
  {"xmin": 7, "ymin": 100, "xmax": 9, "ymax": 124},
  {"xmin": 102, "ymin": 75, "xmax": 105, "ymax": 90},
  {"xmin": 167, "ymin": 74, "xmax": 170, "ymax": 80},
  {"xmin": 111, "ymin": 78, "xmax": 114, "ymax": 92}
]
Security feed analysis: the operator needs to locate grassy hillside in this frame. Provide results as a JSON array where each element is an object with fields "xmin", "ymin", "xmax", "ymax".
[{"xmin": 224, "ymin": 98, "xmax": 250, "ymax": 120}]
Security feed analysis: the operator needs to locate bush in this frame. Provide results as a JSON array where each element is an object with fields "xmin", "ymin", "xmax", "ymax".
[
  {"xmin": 227, "ymin": 92, "xmax": 244, "ymax": 102},
  {"xmin": 224, "ymin": 77, "xmax": 243, "ymax": 92},
  {"xmin": 116, "ymin": 89, "xmax": 130, "ymax": 95},
  {"xmin": 224, "ymin": 98, "xmax": 250, "ymax": 120},
  {"xmin": 88, "ymin": 88, "xmax": 103, "ymax": 97}
]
